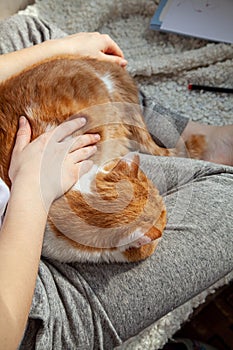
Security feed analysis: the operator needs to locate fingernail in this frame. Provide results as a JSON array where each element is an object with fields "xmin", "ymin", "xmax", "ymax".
[
  {"xmin": 80, "ymin": 117, "xmax": 86, "ymax": 125},
  {"xmin": 19, "ymin": 116, "xmax": 27, "ymax": 127},
  {"xmin": 120, "ymin": 59, "xmax": 128, "ymax": 67},
  {"xmin": 92, "ymin": 145, "xmax": 97, "ymax": 152},
  {"xmin": 94, "ymin": 134, "xmax": 100, "ymax": 140}
]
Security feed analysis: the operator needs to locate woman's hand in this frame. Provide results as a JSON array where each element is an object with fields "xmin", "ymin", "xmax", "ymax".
[
  {"xmin": 0, "ymin": 117, "xmax": 100, "ymax": 350},
  {"xmin": 9, "ymin": 116, "xmax": 100, "ymax": 208},
  {"xmin": 0, "ymin": 32, "xmax": 127, "ymax": 82},
  {"xmin": 52, "ymin": 32, "xmax": 128, "ymax": 67}
]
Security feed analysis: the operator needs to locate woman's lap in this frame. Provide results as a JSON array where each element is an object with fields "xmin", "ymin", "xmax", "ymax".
[{"xmin": 19, "ymin": 156, "xmax": 233, "ymax": 349}]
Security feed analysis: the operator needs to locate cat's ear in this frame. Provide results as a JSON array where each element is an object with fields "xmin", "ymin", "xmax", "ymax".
[
  {"xmin": 117, "ymin": 152, "xmax": 140, "ymax": 176},
  {"xmin": 105, "ymin": 153, "xmax": 140, "ymax": 176},
  {"xmin": 123, "ymin": 152, "xmax": 140, "ymax": 176}
]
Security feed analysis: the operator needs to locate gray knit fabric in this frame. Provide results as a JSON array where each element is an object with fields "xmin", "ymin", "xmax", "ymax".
[
  {"xmin": 141, "ymin": 93, "xmax": 189, "ymax": 147},
  {"xmin": 19, "ymin": 157, "xmax": 233, "ymax": 350},
  {"xmin": 0, "ymin": 14, "xmax": 232, "ymax": 350},
  {"xmin": 0, "ymin": 14, "xmax": 66, "ymax": 52}
]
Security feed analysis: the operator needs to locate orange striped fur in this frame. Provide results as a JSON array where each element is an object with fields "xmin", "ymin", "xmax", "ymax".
[{"xmin": 0, "ymin": 56, "xmax": 205, "ymax": 263}]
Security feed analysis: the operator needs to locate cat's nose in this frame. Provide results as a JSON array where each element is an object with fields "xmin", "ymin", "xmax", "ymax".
[
  {"xmin": 128, "ymin": 233, "xmax": 152, "ymax": 249},
  {"xmin": 145, "ymin": 226, "xmax": 163, "ymax": 242}
]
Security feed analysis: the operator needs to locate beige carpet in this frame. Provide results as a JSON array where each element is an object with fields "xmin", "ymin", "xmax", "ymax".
[
  {"xmin": 18, "ymin": 1, "xmax": 233, "ymax": 349},
  {"xmin": 20, "ymin": 0, "xmax": 233, "ymax": 127}
]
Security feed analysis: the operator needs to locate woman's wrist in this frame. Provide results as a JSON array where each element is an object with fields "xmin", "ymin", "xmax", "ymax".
[
  {"xmin": 0, "ymin": 39, "xmax": 65, "ymax": 82},
  {"xmin": 11, "ymin": 175, "xmax": 50, "ymax": 214},
  {"xmin": 40, "ymin": 38, "xmax": 66, "ymax": 58}
]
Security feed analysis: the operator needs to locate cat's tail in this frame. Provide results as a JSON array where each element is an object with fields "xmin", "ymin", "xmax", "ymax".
[
  {"xmin": 175, "ymin": 134, "xmax": 207, "ymax": 160},
  {"xmin": 151, "ymin": 134, "xmax": 207, "ymax": 160}
]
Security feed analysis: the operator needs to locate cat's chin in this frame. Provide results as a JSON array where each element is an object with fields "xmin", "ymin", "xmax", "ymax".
[{"xmin": 42, "ymin": 225, "xmax": 161, "ymax": 264}]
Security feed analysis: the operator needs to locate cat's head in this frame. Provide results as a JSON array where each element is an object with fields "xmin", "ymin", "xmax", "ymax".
[{"xmin": 46, "ymin": 153, "xmax": 166, "ymax": 263}]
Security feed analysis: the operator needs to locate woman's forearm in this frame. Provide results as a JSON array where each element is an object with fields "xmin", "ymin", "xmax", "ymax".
[
  {"xmin": 0, "ymin": 40, "xmax": 60, "ymax": 82},
  {"xmin": 0, "ymin": 180, "xmax": 47, "ymax": 350},
  {"xmin": 0, "ymin": 32, "xmax": 126, "ymax": 83},
  {"xmin": 0, "ymin": 115, "xmax": 98, "ymax": 350}
]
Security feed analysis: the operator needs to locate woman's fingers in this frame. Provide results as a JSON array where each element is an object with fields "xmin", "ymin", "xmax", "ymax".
[
  {"xmin": 68, "ymin": 133, "xmax": 100, "ymax": 164},
  {"xmin": 99, "ymin": 51, "xmax": 128, "ymax": 67},
  {"xmin": 9, "ymin": 116, "xmax": 32, "ymax": 181},
  {"xmin": 71, "ymin": 145, "xmax": 97, "ymax": 164},
  {"xmin": 101, "ymin": 34, "xmax": 124, "ymax": 58},
  {"xmin": 13, "ymin": 116, "xmax": 32, "ymax": 152},
  {"xmin": 76, "ymin": 159, "xmax": 94, "ymax": 178},
  {"xmin": 52, "ymin": 117, "xmax": 87, "ymax": 142},
  {"xmin": 99, "ymin": 34, "xmax": 127, "ymax": 66},
  {"xmin": 69, "ymin": 133, "xmax": 100, "ymax": 153},
  {"xmin": 60, "ymin": 32, "xmax": 127, "ymax": 67}
]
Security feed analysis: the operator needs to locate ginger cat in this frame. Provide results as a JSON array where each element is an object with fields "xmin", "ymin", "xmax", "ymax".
[{"xmin": 0, "ymin": 56, "xmax": 203, "ymax": 263}]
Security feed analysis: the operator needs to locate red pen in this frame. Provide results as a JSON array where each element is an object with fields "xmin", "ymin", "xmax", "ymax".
[{"xmin": 188, "ymin": 84, "xmax": 233, "ymax": 93}]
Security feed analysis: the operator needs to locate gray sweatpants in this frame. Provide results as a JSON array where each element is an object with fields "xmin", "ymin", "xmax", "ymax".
[{"xmin": 1, "ymin": 15, "xmax": 233, "ymax": 350}]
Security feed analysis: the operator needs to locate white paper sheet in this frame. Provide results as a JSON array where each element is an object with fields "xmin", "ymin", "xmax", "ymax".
[{"xmin": 161, "ymin": 0, "xmax": 233, "ymax": 44}]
